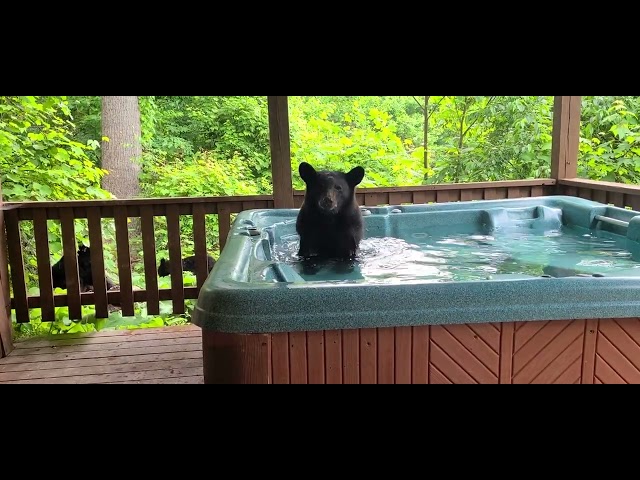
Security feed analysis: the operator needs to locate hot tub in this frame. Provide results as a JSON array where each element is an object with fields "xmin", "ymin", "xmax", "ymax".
[{"xmin": 193, "ymin": 196, "xmax": 640, "ymax": 384}]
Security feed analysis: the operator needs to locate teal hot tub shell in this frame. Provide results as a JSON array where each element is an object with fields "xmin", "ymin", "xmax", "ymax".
[{"xmin": 192, "ymin": 196, "xmax": 640, "ymax": 333}]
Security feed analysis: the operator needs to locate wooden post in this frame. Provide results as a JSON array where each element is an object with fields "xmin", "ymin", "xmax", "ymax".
[
  {"xmin": 0, "ymin": 179, "xmax": 13, "ymax": 357},
  {"xmin": 268, "ymin": 96, "xmax": 294, "ymax": 209},
  {"xmin": 551, "ymin": 96, "xmax": 581, "ymax": 180}
]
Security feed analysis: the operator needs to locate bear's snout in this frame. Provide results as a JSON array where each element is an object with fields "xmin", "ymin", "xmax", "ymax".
[{"xmin": 319, "ymin": 193, "xmax": 338, "ymax": 212}]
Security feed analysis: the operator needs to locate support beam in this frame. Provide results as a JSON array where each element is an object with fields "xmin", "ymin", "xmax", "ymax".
[
  {"xmin": 267, "ymin": 96, "xmax": 294, "ymax": 209},
  {"xmin": 551, "ymin": 96, "xmax": 581, "ymax": 180},
  {"xmin": 0, "ymin": 179, "xmax": 13, "ymax": 357}
]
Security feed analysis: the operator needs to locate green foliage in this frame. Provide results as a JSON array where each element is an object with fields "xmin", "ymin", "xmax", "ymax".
[
  {"xmin": 66, "ymin": 96, "xmax": 102, "ymax": 164},
  {"xmin": 140, "ymin": 150, "xmax": 269, "ymax": 197},
  {"xmin": 289, "ymin": 97, "xmax": 424, "ymax": 188},
  {"xmin": 0, "ymin": 96, "xmax": 110, "ymax": 201},
  {"xmin": 58, "ymin": 95, "xmax": 640, "ymax": 192},
  {"xmin": 579, "ymin": 96, "xmax": 640, "ymax": 184},
  {"xmin": 287, "ymin": 96, "xmax": 557, "ymax": 185},
  {"xmin": 139, "ymin": 150, "xmax": 269, "ymax": 260},
  {"xmin": 13, "ymin": 300, "xmax": 191, "ymax": 339},
  {"xmin": 138, "ymin": 96, "xmax": 272, "ymax": 182},
  {"xmin": 411, "ymin": 96, "xmax": 554, "ymax": 183},
  {"xmin": 0, "ymin": 96, "xmax": 116, "ymax": 332}
]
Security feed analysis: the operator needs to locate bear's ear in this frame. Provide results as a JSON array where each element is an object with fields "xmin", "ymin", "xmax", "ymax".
[
  {"xmin": 346, "ymin": 166, "xmax": 365, "ymax": 188},
  {"xmin": 299, "ymin": 162, "xmax": 317, "ymax": 184}
]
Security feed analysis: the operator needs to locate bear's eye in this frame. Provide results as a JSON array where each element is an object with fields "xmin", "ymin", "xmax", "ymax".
[{"xmin": 334, "ymin": 185, "xmax": 342, "ymax": 191}]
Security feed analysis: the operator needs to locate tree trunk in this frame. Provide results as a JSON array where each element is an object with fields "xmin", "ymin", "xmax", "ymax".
[
  {"xmin": 455, "ymin": 97, "xmax": 469, "ymax": 183},
  {"xmin": 101, "ymin": 96, "xmax": 142, "ymax": 199},
  {"xmin": 424, "ymin": 95, "xmax": 429, "ymax": 170}
]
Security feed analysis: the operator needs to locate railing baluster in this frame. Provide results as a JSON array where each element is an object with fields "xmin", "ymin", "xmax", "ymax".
[
  {"xmin": 365, "ymin": 193, "xmax": 387, "ymax": 207},
  {"xmin": 627, "ymin": 194, "xmax": 640, "ymax": 212},
  {"xmin": 507, "ymin": 187, "xmax": 523, "ymax": 199},
  {"xmin": 87, "ymin": 208, "xmax": 109, "ymax": 319},
  {"xmin": 217, "ymin": 202, "xmax": 232, "ymax": 251},
  {"xmin": 531, "ymin": 186, "xmax": 544, "ymax": 197},
  {"xmin": 114, "ymin": 207, "xmax": 134, "ymax": 317},
  {"xmin": 140, "ymin": 205, "xmax": 159, "ymax": 316},
  {"xmin": 166, "ymin": 205, "xmax": 184, "ymax": 314},
  {"xmin": 592, "ymin": 189, "xmax": 607, "ymax": 204},
  {"xmin": 483, "ymin": 188, "xmax": 498, "ymax": 200},
  {"xmin": 192, "ymin": 204, "xmax": 208, "ymax": 290},
  {"xmin": 60, "ymin": 208, "xmax": 82, "ymax": 320},
  {"xmin": 460, "ymin": 190, "xmax": 473, "ymax": 202},
  {"xmin": 578, "ymin": 188, "xmax": 593, "ymax": 200},
  {"xmin": 5, "ymin": 210, "xmax": 29, "ymax": 323},
  {"xmin": 388, "ymin": 192, "xmax": 412, "ymax": 205},
  {"xmin": 608, "ymin": 192, "xmax": 625, "ymax": 208},
  {"xmin": 436, "ymin": 190, "xmax": 451, "ymax": 203},
  {"xmin": 33, "ymin": 209, "xmax": 55, "ymax": 322},
  {"xmin": 412, "ymin": 191, "xmax": 427, "ymax": 204}
]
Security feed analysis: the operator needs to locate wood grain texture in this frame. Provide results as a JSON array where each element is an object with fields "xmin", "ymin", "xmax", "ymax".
[
  {"xmin": 196, "ymin": 319, "xmax": 640, "ymax": 384},
  {"xmin": 33, "ymin": 209, "xmax": 55, "ymax": 322},
  {"xmin": 59, "ymin": 209, "xmax": 82, "ymax": 320},
  {"xmin": 268, "ymin": 96, "xmax": 295, "ymax": 209},
  {"xmin": 202, "ymin": 331, "xmax": 270, "ymax": 384},
  {"xmin": 166, "ymin": 204, "xmax": 184, "ymax": 315},
  {"xmin": 87, "ymin": 208, "xmax": 109, "ymax": 318},
  {"xmin": 114, "ymin": 207, "xmax": 134, "ymax": 316},
  {"xmin": 1, "ymin": 326, "xmax": 202, "ymax": 384},
  {"xmin": 140, "ymin": 206, "xmax": 159, "ymax": 315},
  {"xmin": 595, "ymin": 318, "xmax": 640, "ymax": 384}
]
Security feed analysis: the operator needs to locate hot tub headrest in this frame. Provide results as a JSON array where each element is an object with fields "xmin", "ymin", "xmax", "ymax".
[{"xmin": 481, "ymin": 206, "xmax": 563, "ymax": 232}]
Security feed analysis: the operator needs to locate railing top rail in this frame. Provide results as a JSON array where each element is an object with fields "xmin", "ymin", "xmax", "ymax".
[
  {"xmin": 3, "ymin": 180, "xmax": 558, "ymax": 210},
  {"xmin": 559, "ymin": 178, "xmax": 640, "ymax": 195},
  {"xmin": 4, "ymin": 194, "xmax": 275, "ymax": 210},
  {"xmin": 294, "ymin": 179, "xmax": 556, "ymax": 195}
]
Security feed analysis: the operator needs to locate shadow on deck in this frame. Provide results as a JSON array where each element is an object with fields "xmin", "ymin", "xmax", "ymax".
[{"xmin": 0, "ymin": 325, "xmax": 203, "ymax": 384}]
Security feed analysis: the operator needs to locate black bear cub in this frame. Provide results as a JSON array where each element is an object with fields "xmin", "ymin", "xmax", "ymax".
[
  {"xmin": 157, "ymin": 255, "xmax": 216, "ymax": 277},
  {"xmin": 296, "ymin": 162, "xmax": 365, "ymax": 262},
  {"xmin": 51, "ymin": 245, "xmax": 116, "ymax": 292}
]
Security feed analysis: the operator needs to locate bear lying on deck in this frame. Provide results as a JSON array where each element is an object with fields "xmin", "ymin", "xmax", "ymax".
[
  {"xmin": 51, "ymin": 245, "xmax": 117, "ymax": 292},
  {"xmin": 296, "ymin": 162, "xmax": 366, "ymax": 263},
  {"xmin": 157, "ymin": 255, "xmax": 216, "ymax": 277}
]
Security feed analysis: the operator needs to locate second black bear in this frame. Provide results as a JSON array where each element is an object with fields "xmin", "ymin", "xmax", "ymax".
[
  {"xmin": 157, "ymin": 255, "xmax": 216, "ymax": 277},
  {"xmin": 296, "ymin": 162, "xmax": 365, "ymax": 261},
  {"xmin": 51, "ymin": 245, "xmax": 117, "ymax": 292}
]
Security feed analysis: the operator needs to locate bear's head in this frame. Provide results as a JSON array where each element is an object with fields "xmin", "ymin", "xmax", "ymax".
[
  {"xmin": 299, "ymin": 162, "xmax": 365, "ymax": 215},
  {"xmin": 77, "ymin": 244, "xmax": 92, "ymax": 268},
  {"xmin": 158, "ymin": 258, "xmax": 171, "ymax": 277}
]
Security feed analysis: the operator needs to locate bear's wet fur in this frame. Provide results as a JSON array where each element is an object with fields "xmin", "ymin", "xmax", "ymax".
[
  {"xmin": 51, "ymin": 245, "xmax": 116, "ymax": 292},
  {"xmin": 296, "ymin": 162, "xmax": 365, "ymax": 268}
]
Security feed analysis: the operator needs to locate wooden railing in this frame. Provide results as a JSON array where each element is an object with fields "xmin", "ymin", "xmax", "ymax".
[
  {"xmin": 558, "ymin": 178, "xmax": 640, "ymax": 211},
  {"xmin": 5, "ymin": 195, "xmax": 273, "ymax": 323},
  {"xmin": 5, "ymin": 179, "xmax": 558, "ymax": 324},
  {"xmin": 294, "ymin": 179, "xmax": 557, "ymax": 207},
  {"xmin": 0, "ymin": 185, "xmax": 11, "ymax": 356}
]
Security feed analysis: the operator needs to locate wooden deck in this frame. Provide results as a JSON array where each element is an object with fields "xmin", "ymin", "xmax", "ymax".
[{"xmin": 0, "ymin": 325, "xmax": 203, "ymax": 384}]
